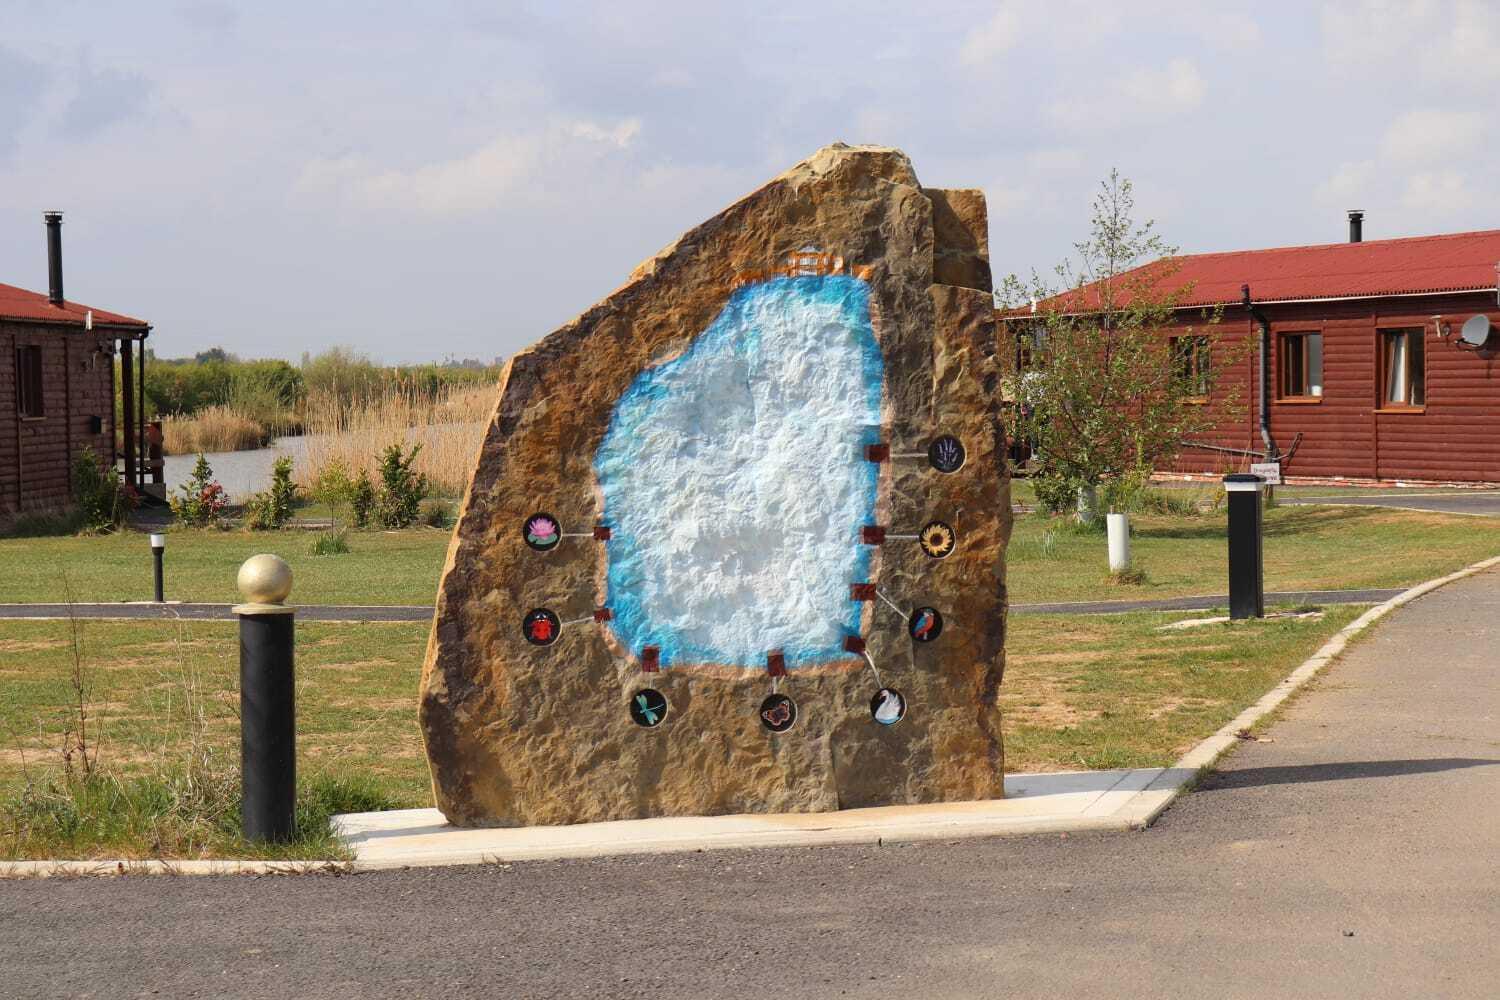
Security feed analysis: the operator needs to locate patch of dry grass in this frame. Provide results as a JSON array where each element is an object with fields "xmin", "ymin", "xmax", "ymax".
[
  {"xmin": 1000, "ymin": 606, "xmax": 1364, "ymax": 772},
  {"xmin": 160, "ymin": 404, "xmax": 272, "ymax": 455},
  {"xmin": 298, "ymin": 381, "xmax": 497, "ymax": 497}
]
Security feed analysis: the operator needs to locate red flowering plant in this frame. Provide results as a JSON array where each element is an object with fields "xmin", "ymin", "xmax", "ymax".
[{"xmin": 170, "ymin": 453, "xmax": 231, "ymax": 527}]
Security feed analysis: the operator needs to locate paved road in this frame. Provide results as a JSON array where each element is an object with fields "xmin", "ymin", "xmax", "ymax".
[
  {"xmin": 1282, "ymin": 490, "xmax": 1500, "ymax": 517},
  {"xmin": 3, "ymin": 569, "xmax": 1498, "ymax": 1000},
  {"xmin": 0, "ymin": 588, "xmax": 1402, "ymax": 623}
]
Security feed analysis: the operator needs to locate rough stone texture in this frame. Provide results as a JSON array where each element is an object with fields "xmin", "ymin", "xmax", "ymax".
[{"xmin": 420, "ymin": 144, "xmax": 1011, "ymax": 827}]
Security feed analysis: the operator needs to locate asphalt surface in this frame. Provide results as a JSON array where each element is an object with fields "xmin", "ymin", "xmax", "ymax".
[
  {"xmin": 4, "ymin": 568, "xmax": 1498, "ymax": 999},
  {"xmin": 1281, "ymin": 491, "xmax": 1500, "ymax": 517},
  {"xmin": 0, "ymin": 588, "xmax": 1401, "ymax": 622}
]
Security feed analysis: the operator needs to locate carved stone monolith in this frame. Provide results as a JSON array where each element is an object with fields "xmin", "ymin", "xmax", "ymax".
[{"xmin": 420, "ymin": 143, "xmax": 1010, "ymax": 826}]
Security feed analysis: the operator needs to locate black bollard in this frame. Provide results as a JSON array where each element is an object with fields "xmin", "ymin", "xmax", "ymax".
[
  {"xmin": 235, "ymin": 555, "xmax": 296, "ymax": 843},
  {"xmin": 150, "ymin": 533, "xmax": 165, "ymax": 603},
  {"xmin": 1224, "ymin": 474, "xmax": 1265, "ymax": 620}
]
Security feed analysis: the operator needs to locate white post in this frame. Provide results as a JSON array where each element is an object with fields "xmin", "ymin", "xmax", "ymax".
[{"xmin": 1107, "ymin": 512, "xmax": 1131, "ymax": 573}]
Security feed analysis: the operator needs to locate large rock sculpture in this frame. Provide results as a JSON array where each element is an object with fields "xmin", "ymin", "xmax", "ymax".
[{"xmin": 420, "ymin": 144, "xmax": 1011, "ymax": 827}]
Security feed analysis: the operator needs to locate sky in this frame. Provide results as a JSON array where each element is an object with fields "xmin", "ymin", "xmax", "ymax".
[{"xmin": 1, "ymin": 1, "xmax": 1497, "ymax": 363}]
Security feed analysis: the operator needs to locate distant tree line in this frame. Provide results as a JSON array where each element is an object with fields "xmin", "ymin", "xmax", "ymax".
[{"xmin": 134, "ymin": 346, "xmax": 505, "ymax": 432}]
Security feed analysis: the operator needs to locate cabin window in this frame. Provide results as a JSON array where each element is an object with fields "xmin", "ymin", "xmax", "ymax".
[
  {"xmin": 1380, "ymin": 329, "xmax": 1425, "ymax": 409},
  {"xmin": 1016, "ymin": 328, "xmax": 1041, "ymax": 371},
  {"xmin": 1279, "ymin": 332, "xmax": 1323, "ymax": 399},
  {"xmin": 15, "ymin": 345, "xmax": 44, "ymax": 418},
  {"xmin": 1170, "ymin": 335, "xmax": 1210, "ymax": 401}
]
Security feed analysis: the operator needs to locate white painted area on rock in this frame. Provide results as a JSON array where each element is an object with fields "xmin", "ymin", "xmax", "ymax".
[{"xmin": 595, "ymin": 275, "xmax": 883, "ymax": 667}]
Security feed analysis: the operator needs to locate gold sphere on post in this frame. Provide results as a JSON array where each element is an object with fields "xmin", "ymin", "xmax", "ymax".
[{"xmin": 236, "ymin": 553, "xmax": 293, "ymax": 607}]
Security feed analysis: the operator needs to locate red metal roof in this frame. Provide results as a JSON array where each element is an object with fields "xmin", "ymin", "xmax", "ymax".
[
  {"xmin": 0, "ymin": 281, "xmax": 148, "ymax": 328},
  {"xmin": 1038, "ymin": 229, "xmax": 1500, "ymax": 313}
]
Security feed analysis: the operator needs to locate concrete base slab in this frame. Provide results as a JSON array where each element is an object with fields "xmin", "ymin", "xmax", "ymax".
[{"xmin": 332, "ymin": 768, "xmax": 1171, "ymax": 867}]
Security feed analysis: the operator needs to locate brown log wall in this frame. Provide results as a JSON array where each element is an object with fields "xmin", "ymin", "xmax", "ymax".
[
  {"xmin": 1166, "ymin": 292, "xmax": 1500, "ymax": 483},
  {"xmin": 1, "ymin": 320, "xmax": 118, "ymax": 516}
]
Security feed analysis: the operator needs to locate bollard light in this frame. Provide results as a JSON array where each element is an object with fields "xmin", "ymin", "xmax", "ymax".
[
  {"xmin": 234, "ymin": 554, "xmax": 297, "ymax": 843},
  {"xmin": 1223, "ymin": 474, "xmax": 1265, "ymax": 620},
  {"xmin": 149, "ymin": 533, "xmax": 165, "ymax": 603}
]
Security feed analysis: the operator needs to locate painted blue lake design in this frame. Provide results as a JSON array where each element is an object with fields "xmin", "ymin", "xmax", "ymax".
[{"xmin": 594, "ymin": 274, "xmax": 884, "ymax": 669}]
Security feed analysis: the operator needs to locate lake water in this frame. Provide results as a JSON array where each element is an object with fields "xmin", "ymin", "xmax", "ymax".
[
  {"xmin": 159, "ymin": 422, "xmax": 481, "ymax": 500},
  {"xmin": 161, "ymin": 434, "xmax": 316, "ymax": 499}
]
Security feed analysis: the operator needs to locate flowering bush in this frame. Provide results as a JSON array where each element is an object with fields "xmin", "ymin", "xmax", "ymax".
[{"xmin": 170, "ymin": 453, "xmax": 231, "ymax": 527}]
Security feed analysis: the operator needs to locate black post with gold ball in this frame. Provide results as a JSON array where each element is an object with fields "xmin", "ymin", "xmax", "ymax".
[{"xmin": 235, "ymin": 554, "xmax": 296, "ymax": 842}]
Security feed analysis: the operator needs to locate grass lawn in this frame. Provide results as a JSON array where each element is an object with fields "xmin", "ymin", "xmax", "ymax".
[
  {"xmin": 1001, "ymin": 606, "xmax": 1362, "ymax": 772},
  {"xmin": 0, "ymin": 619, "xmax": 430, "ymax": 860},
  {"xmin": 3, "ymin": 608, "xmax": 1360, "ymax": 858},
  {"xmin": 0, "ymin": 527, "xmax": 452, "ymax": 606},
  {"xmin": 1008, "ymin": 504, "xmax": 1500, "ymax": 604},
  {"xmin": 2, "ymin": 502, "xmax": 1499, "ymax": 610}
]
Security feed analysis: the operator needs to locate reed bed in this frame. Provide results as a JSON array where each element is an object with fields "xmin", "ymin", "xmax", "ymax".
[
  {"xmin": 160, "ymin": 404, "xmax": 273, "ymax": 455},
  {"xmin": 297, "ymin": 381, "xmax": 497, "ymax": 497}
]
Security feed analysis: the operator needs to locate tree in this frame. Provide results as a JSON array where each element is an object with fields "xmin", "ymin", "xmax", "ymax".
[{"xmin": 999, "ymin": 170, "xmax": 1242, "ymax": 517}]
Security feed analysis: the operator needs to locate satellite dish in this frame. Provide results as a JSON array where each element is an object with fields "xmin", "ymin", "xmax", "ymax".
[{"xmin": 1460, "ymin": 314, "xmax": 1492, "ymax": 347}]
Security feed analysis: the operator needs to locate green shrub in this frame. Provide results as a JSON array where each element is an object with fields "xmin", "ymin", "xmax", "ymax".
[
  {"xmin": 374, "ymin": 443, "xmax": 429, "ymax": 529},
  {"xmin": 1100, "ymin": 468, "xmax": 1150, "ymax": 514},
  {"xmin": 1140, "ymin": 488, "xmax": 1204, "ymax": 517},
  {"xmin": 310, "ymin": 459, "xmax": 355, "ymax": 529},
  {"xmin": 169, "ymin": 453, "xmax": 230, "ymax": 527},
  {"xmin": 70, "ymin": 447, "xmax": 136, "ymax": 532},
  {"xmin": 349, "ymin": 470, "xmax": 375, "ymax": 528},
  {"xmin": 245, "ymin": 456, "xmax": 298, "ymax": 530},
  {"xmin": 419, "ymin": 498, "xmax": 453, "ymax": 529},
  {"xmin": 310, "ymin": 529, "xmax": 350, "ymax": 556},
  {"xmin": 1031, "ymin": 472, "xmax": 1079, "ymax": 515}
]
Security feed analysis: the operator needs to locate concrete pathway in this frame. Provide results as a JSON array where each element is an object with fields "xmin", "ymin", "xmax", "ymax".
[
  {"xmin": 0, "ymin": 588, "xmax": 1400, "ymax": 623},
  {"xmin": 333, "ymin": 769, "xmax": 1174, "ymax": 867},
  {"xmin": 2, "ymin": 568, "xmax": 1498, "ymax": 999}
]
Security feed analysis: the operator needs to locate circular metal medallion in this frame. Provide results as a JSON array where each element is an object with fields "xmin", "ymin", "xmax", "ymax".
[
  {"xmin": 919, "ymin": 520, "xmax": 956, "ymax": 559},
  {"xmin": 523, "ymin": 513, "xmax": 562, "ymax": 552},
  {"xmin": 908, "ymin": 607, "xmax": 943, "ymax": 642},
  {"xmin": 870, "ymin": 688, "xmax": 907, "ymax": 726},
  {"xmin": 630, "ymin": 688, "xmax": 669, "ymax": 728},
  {"xmin": 928, "ymin": 435, "xmax": 966, "ymax": 474},
  {"xmin": 759, "ymin": 693, "xmax": 798, "ymax": 734},
  {"xmin": 521, "ymin": 607, "xmax": 561, "ymax": 646}
]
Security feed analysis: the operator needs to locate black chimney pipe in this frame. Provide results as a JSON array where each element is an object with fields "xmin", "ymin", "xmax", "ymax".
[
  {"xmin": 44, "ymin": 211, "xmax": 64, "ymax": 305},
  {"xmin": 1348, "ymin": 210, "xmax": 1364, "ymax": 244}
]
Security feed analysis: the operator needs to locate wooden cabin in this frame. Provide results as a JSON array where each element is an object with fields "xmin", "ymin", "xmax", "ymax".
[
  {"xmin": 1010, "ymin": 218, "xmax": 1500, "ymax": 484},
  {"xmin": 1, "ymin": 213, "xmax": 151, "ymax": 521}
]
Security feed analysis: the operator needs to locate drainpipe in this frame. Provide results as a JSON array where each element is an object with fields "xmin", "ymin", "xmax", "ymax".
[{"xmin": 1241, "ymin": 284, "xmax": 1278, "ymax": 468}]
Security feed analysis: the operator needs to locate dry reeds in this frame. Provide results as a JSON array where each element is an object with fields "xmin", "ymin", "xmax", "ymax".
[
  {"xmin": 160, "ymin": 404, "xmax": 272, "ymax": 455},
  {"xmin": 298, "ymin": 381, "xmax": 497, "ymax": 498}
]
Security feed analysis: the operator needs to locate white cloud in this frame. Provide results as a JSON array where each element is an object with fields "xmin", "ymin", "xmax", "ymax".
[
  {"xmin": 1322, "ymin": 0, "xmax": 1500, "ymax": 86},
  {"xmin": 1027, "ymin": 148, "xmax": 1084, "ymax": 171},
  {"xmin": 960, "ymin": 5, "xmax": 1023, "ymax": 66},
  {"xmin": 1432, "ymin": 0, "xmax": 1500, "ymax": 82},
  {"xmin": 297, "ymin": 118, "xmax": 642, "ymax": 218},
  {"xmin": 1380, "ymin": 109, "xmax": 1488, "ymax": 163},
  {"xmin": 568, "ymin": 118, "xmax": 642, "ymax": 148},
  {"xmin": 985, "ymin": 181, "xmax": 1029, "ymax": 219},
  {"xmin": 1315, "ymin": 160, "xmax": 1376, "ymax": 207},
  {"xmin": 1321, "ymin": 0, "xmax": 1435, "ymax": 66},
  {"xmin": 1401, "ymin": 169, "xmax": 1474, "ymax": 215},
  {"xmin": 1049, "ymin": 58, "xmax": 1205, "ymax": 130}
]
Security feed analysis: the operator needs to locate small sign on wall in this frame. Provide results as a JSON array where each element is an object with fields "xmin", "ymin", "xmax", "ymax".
[{"xmin": 1250, "ymin": 462, "xmax": 1282, "ymax": 485}]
